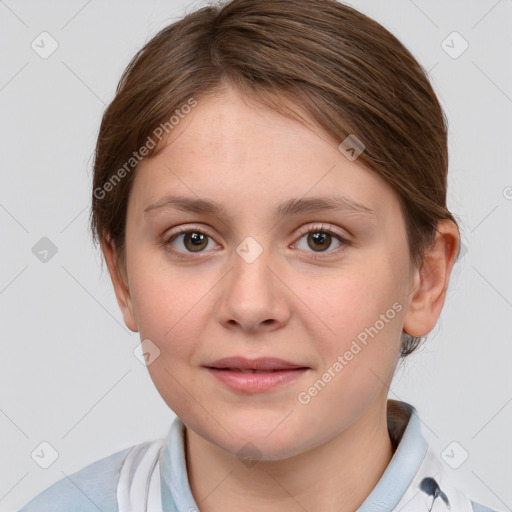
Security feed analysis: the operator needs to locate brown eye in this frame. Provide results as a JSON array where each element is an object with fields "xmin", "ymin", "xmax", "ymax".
[
  {"xmin": 295, "ymin": 229, "xmax": 344, "ymax": 253},
  {"xmin": 306, "ymin": 231, "xmax": 332, "ymax": 251},
  {"xmin": 293, "ymin": 223, "xmax": 349, "ymax": 259},
  {"xmin": 181, "ymin": 231, "xmax": 209, "ymax": 252},
  {"xmin": 165, "ymin": 229, "xmax": 215, "ymax": 255}
]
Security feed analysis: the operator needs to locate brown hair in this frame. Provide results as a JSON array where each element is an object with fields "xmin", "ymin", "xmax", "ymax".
[{"xmin": 89, "ymin": 0, "xmax": 460, "ymax": 357}]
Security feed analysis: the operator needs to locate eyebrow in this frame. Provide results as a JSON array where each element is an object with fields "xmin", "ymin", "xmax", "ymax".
[
  {"xmin": 144, "ymin": 194, "xmax": 375, "ymax": 218},
  {"xmin": 144, "ymin": 195, "xmax": 375, "ymax": 218}
]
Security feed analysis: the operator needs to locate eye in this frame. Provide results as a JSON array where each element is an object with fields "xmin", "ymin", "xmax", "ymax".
[
  {"xmin": 293, "ymin": 223, "xmax": 350, "ymax": 258},
  {"xmin": 162, "ymin": 225, "xmax": 218, "ymax": 258}
]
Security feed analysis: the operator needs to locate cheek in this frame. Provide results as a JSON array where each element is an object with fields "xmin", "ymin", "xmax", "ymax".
[
  {"xmin": 295, "ymin": 263, "xmax": 405, "ymax": 416},
  {"xmin": 126, "ymin": 250, "xmax": 204, "ymax": 352},
  {"xmin": 296, "ymin": 266, "xmax": 403, "ymax": 422},
  {"xmin": 300, "ymin": 260, "xmax": 405, "ymax": 352},
  {"xmin": 126, "ymin": 258, "xmax": 209, "ymax": 410}
]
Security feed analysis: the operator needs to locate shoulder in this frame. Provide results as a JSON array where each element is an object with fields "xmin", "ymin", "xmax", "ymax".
[
  {"xmin": 405, "ymin": 446, "xmax": 504, "ymax": 512},
  {"xmin": 388, "ymin": 422, "xmax": 504, "ymax": 512},
  {"xmin": 17, "ymin": 439, "xmax": 162, "ymax": 512},
  {"xmin": 471, "ymin": 501, "xmax": 503, "ymax": 512}
]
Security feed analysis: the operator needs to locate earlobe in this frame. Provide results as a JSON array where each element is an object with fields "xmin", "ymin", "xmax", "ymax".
[
  {"xmin": 101, "ymin": 236, "xmax": 139, "ymax": 333},
  {"xmin": 402, "ymin": 220, "xmax": 460, "ymax": 338}
]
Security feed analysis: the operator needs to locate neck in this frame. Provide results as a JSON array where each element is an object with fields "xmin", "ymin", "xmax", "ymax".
[{"xmin": 185, "ymin": 399, "xmax": 394, "ymax": 512}]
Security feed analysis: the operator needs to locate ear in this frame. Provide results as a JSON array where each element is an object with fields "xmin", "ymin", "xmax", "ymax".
[
  {"xmin": 101, "ymin": 236, "xmax": 138, "ymax": 333},
  {"xmin": 403, "ymin": 220, "xmax": 460, "ymax": 337}
]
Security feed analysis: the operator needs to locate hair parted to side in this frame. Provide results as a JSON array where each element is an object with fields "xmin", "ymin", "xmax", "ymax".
[{"xmin": 89, "ymin": 0, "xmax": 460, "ymax": 358}]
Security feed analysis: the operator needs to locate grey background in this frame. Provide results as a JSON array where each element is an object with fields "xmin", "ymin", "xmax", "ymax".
[{"xmin": 1, "ymin": 0, "xmax": 511, "ymax": 510}]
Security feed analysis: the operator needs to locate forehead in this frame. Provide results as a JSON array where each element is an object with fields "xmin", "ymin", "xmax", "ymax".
[
  {"xmin": 129, "ymin": 87, "xmax": 399, "ymax": 221},
  {"xmin": 163, "ymin": 89, "xmax": 336, "ymax": 176}
]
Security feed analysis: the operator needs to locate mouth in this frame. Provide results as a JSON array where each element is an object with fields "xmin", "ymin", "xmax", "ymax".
[
  {"xmin": 203, "ymin": 356, "xmax": 310, "ymax": 393},
  {"xmin": 204, "ymin": 356, "xmax": 309, "ymax": 372},
  {"xmin": 209, "ymin": 368, "xmax": 296, "ymax": 373}
]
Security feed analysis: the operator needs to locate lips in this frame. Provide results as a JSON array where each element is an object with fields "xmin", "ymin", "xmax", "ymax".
[
  {"xmin": 204, "ymin": 357, "xmax": 309, "ymax": 393},
  {"xmin": 205, "ymin": 356, "xmax": 308, "ymax": 372}
]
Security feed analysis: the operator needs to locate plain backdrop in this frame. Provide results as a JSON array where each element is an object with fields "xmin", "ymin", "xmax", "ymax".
[{"xmin": 1, "ymin": 0, "xmax": 511, "ymax": 510}]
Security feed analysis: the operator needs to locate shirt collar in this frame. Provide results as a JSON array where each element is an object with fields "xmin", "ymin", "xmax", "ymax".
[
  {"xmin": 159, "ymin": 400, "xmax": 428, "ymax": 511},
  {"xmin": 357, "ymin": 400, "xmax": 428, "ymax": 511}
]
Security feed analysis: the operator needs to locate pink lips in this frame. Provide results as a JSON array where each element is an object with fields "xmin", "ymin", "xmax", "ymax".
[{"xmin": 204, "ymin": 356, "xmax": 309, "ymax": 393}]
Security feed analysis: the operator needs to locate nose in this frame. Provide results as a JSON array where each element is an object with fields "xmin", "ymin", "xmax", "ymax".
[{"xmin": 214, "ymin": 245, "xmax": 292, "ymax": 334}]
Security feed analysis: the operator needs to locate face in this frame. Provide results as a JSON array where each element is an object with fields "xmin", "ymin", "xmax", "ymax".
[{"xmin": 109, "ymin": 86, "xmax": 421, "ymax": 460}]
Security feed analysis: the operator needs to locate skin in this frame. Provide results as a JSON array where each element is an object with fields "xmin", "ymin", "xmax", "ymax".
[{"xmin": 102, "ymin": 85, "xmax": 459, "ymax": 512}]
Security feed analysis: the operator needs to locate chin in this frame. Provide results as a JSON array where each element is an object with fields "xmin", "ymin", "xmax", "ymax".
[{"xmin": 190, "ymin": 413, "xmax": 315, "ymax": 462}]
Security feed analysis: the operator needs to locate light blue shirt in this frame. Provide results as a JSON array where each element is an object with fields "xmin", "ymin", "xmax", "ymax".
[{"xmin": 18, "ymin": 401, "xmax": 500, "ymax": 512}]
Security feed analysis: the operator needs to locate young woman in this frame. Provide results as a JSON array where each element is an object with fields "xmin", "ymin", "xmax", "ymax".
[{"xmin": 19, "ymin": 0, "xmax": 502, "ymax": 510}]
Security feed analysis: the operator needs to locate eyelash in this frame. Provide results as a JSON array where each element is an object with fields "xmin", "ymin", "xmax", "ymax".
[{"xmin": 161, "ymin": 223, "xmax": 351, "ymax": 260}]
